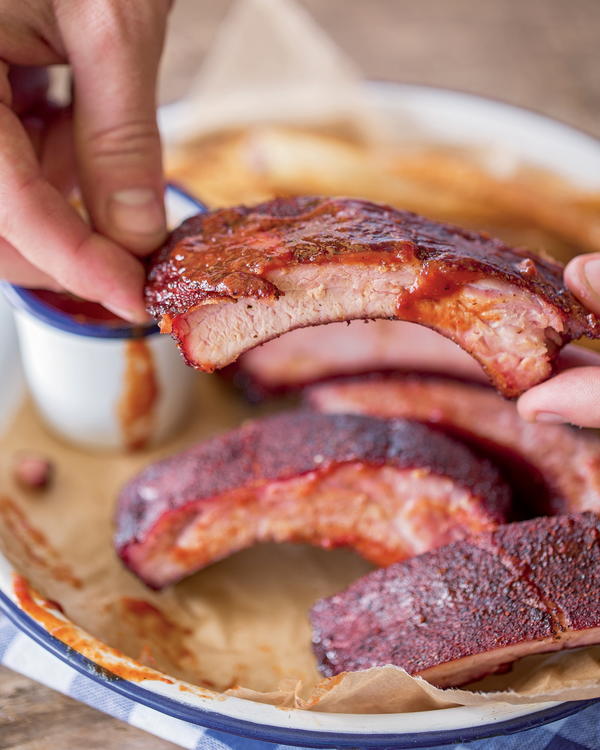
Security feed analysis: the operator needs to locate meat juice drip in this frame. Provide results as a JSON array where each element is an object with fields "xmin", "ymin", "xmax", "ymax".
[{"xmin": 117, "ymin": 339, "xmax": 159, "ymax": 451}]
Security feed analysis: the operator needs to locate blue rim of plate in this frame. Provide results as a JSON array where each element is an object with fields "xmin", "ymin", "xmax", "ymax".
[
  {"xmin": 0, "ymin": 589, "xmax": 596, "ymax": 748},
  {"xmin": 1, "ymin": 183, "xmax": 207, "ymax": 340}
]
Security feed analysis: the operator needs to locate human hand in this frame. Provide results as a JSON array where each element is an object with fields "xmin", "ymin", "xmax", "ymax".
[
  {"xmin": 518, "ymin": 255, "xmax": 600, "ymax": 427},
  {"xmin": 0, "ymin": 0, "xmax": 171, "ymax": 321}
]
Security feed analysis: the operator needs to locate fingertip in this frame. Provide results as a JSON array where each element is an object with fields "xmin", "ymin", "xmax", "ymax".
[
  {"xmin": 517, "ymin": 379, "xmax": 570, "ymax": 425},
  {"xmin": 528, "ymin": 410, "xmax": 567, "ymax": 425},
  {"xmin": 106, "ymin": 187, "xmax": 167, "ymax": 255},
  {"xmin": 103, "ymin": 301, "xmax": 152, "ymax": 325},
  {"xmin": 517, "ymin": 367, "xmax": 600, "ymax": 429},
  {"xmin": 517, "ymin": 403, "xmax": 569, "ymax": 427},
  {"xmin": 516, "ymin": 390, "xmax": 541, "ymax": 423},
  {"xmin": 565, "ymin": 253, "xmax": 600, "ymax": 314},
  {"xmin": 93, "ymin": 248, "xmax": 151, "ymax": 323},
  {"xmin": 47, "ymin": 230, "xmax": 151, "ymax": 324},
  {"xmin": 564, "ymin": 254, "xmax": 585, "ymax": 293}
]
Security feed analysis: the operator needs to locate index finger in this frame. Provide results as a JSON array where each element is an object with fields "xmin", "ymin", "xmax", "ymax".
[
  {"xmin": 516, "ymin": 344, "xmax": 600, "ymax": 427},
  {"xmin": 0, "ymin": 101, "xmax": 148, "ymax": 322},
  {"xmin": 565, "ymin": 253, "xmax": 600, "ymax": 315},
  {"xmin": 517, "ymin": 365, "xmax": 600, "ymax": 428},
  {"xmin": 60, "ymin": 0, "xmax": 169, "ymax": 255}
]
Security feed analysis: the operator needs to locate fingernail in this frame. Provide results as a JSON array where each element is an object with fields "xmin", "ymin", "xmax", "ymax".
[
  {"xmin": 108, "ymin": 189, "xmax": 165, "ymax": 236},
  {"xmin": 104, "ymin": 302, "xmax": 151, "ymax": 325},
  {"xmin": 583, "ymin": 259, "xmax": 600, "ymax": 297},
  {"xmin": 534, "ymin": 411, "xmax": 566, "ymax": 424}
]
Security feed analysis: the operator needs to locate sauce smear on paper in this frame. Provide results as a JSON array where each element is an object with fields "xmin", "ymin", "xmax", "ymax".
[
  {"xmin": 0, "ymin": 498, "xmax": 82, "ymax": 588},
  {"xmin": 12, "ymin": 575, "xmax": 175, "ymax": 684}
]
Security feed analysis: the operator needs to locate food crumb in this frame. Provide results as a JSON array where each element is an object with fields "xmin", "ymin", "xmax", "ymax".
[
  {"xmin": 12, "ymin": 452, "xmax": 54, "ymax": 492},
  {"xmin": 516, "ymin": 258, "xmax": 537, "ymax": 278}
]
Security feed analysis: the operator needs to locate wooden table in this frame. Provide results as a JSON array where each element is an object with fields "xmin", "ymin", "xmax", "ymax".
[{"xmin": 1, "ymin": 1, "xmax": 598, "ymax": 747}]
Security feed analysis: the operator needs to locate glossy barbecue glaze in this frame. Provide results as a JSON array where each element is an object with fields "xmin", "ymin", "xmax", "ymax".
[{"xmin": 145, "ymin": 197, "xmax": 600, "ymax": 396}]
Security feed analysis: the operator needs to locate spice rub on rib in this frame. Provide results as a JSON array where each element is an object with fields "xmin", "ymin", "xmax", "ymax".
[
  {"xmin": 307, "ymin": 374, "xmax": 600, "ymax": 517},
  {"xmin": 311, "ymin": 512, "xmax": 600, "ymax": 688},
  {"xmin": 115, "ymin": 411, "xmax": 510, "ymax": 589},
  {"xmin": 145, "ymin": 196, "xmax": 600, "ymax": 397}
]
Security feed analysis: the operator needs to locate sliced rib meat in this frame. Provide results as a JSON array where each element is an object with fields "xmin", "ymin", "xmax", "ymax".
[
  {"xmin": 233, "ymin": 319, "xmax": 484, "ymax": 399},
  {"xmin": 311, "ymin": 512, "xmax": 600, "ymax": 688},
  {"xmin": 145, "ymin": 196, "xmax": 600, "ymax": 397},
  {"xmin": 307, "ymin": 374, "xmax": 600, "ymax": 516},
  {"xmin": 115, "ymin": 411, "xmax": 510, "ymax": 589}
]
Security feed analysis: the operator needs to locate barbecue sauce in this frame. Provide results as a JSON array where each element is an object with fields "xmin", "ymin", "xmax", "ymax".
[
  {"xmin": 13, "ymin": 575, "xmax": 175, "ymax": 684},
  {"xmin": 31, "ymin": 290, "xmax": 124, "ymax": 325},
  {"xmin": 117, "ymin": 339, "xmax": 159, "ymax": 452},
  {"xmin": 396, "ymin": 264, "xmax": 482, "ymax": 324}
]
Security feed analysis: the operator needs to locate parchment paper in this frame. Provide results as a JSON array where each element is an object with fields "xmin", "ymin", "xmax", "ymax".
[
  {"xmin": 3, "ymin": 0, "xmax": 600, "ymax": 716},
  {"xmin": 4, "ymin": 378, "xmax": 600, "ymax": 714}
]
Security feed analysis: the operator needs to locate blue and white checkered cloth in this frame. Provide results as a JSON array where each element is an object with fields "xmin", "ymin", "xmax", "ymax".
[{"xmin": 1, "ymin": 613, "xmax": 599, "ymax": 750}]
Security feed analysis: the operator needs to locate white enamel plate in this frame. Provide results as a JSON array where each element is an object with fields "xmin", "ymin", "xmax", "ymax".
[{"xmin": 1, "ymin": 85, "xmax": 599, "ymax": 747}]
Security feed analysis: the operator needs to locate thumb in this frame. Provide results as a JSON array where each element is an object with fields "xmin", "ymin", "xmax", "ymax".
[
  {"xmin": 517, "ymin": 366, "xmax": 600, "ymax": 428},
  {"xmin": 58, "ymin": 1, "xmax": 170, "ymax": 254},
  {"xmin": 565, "ymin": 253, "xmax": 600, "ymax": 314}
]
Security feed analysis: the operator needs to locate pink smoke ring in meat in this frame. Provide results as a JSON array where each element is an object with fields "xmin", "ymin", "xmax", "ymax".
[
  {"xmin": 307, "ymin": 374, "xmax": 600, "ymax": 517},
  {"xmin": 311, "ymin": 512, "xmax": 600, "ymax": 688},
  {"xmin": 115, "ymin": 411, "xmax": 511, "ymax": 589},
  {"xmin": 144, "ymin": 196, "xmax": 600, "ymax": 397}
]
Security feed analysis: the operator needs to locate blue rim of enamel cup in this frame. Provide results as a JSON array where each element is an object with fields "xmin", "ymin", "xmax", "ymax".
[{"xmin": 1, "ymin": 183, "xmax": 206, "ymax": 339}]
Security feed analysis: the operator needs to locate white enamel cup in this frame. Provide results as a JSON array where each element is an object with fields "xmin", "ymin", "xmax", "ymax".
[{"xmin": 2, "ymin": 185, "xmax": 205, "ymax": 452}]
